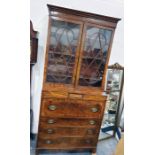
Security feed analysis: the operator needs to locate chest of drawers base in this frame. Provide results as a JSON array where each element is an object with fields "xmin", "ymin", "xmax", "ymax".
[{"xmin": 36, "ymin": 91, "xmax": 106, "ymax": 154}]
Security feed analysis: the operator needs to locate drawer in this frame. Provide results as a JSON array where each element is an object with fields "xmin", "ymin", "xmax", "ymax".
[
  {"xmin": 40, "ymin": 99, "xmax": 105, "ymax": 118},
  {"xmin": 37, "ymin": 137, "xmax": 97, "ymax": 149},
  {"xmin": 42, "ymin": 91, "xmax": 68, "ymax": 99},
  {"xmin": 38, "ymin": 126, "xmax": 98, "ymax": 137},
  {"xmin": 40, "ymin": 117, "xmax": 101, "ymax": 127}
]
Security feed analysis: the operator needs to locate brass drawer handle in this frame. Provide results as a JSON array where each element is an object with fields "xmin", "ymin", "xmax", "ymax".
[
  {"xmin": 91, "ymin": 107, "xmax": 99, "ymax": 113},
  {"xmin": 87, "ymin": 129, "xmax": 94, "ymax": 135},
  {"xmin": 48, "ymin": 105, "xmax": 57, "ymax": 111},
  {"xmin": 47, "ymin": 119, "xmax": 55, "ymax": 124},
  {"xmin": 89, "ymin": 120, "xmax": 96, "ymax": 125},
  {"xmin": 45, "ymin": 140, "xmax": 52, "ymax": 144},
  {"xmin": 47, "ymin": 129, "xmax": 54, "ymax": 134}
]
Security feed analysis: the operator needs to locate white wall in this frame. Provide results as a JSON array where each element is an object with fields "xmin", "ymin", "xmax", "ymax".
[{"xmin": 30, "ymin": 0, "xmax": 124, "ymax": 133}]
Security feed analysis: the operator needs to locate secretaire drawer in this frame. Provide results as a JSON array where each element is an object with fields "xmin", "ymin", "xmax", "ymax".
[
  {"xmin": 40, "ymin": 117, "xmax": 101, "ymax": 127},
  {"xmin": 40, "ymin": 98, "xmax": 105, "ymax": 118},
  {"xmin": 37, "ymin": 137, "xmax": 97, "ymax": 149},
  {"xmin": 38, "ymin": 126, "xmax": 98, "ymax": 137}
]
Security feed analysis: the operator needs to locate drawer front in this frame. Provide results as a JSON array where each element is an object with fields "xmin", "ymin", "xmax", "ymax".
[
  {"xmin": 40, "ymin": 117, "xmax": 101, "ymax": 127},
  {"xmin": 39, "ymin": 127, "xmax": 98, "ymax": 137},
  {"xmin": 42, "ymin": 91, "xmax": 68, "ymax": 99},
  {"xmin": 37, "ymin": 137, "xmax": 97, "ymax": 149},
  {"xmin": 41, "ymin": 99, "xmax": 104, "ymax": 118}
]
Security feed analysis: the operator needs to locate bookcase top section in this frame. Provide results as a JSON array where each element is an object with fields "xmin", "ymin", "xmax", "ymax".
[{"xmin": 47, "ymin": 4, "xmax": 121, "ymax": 23}]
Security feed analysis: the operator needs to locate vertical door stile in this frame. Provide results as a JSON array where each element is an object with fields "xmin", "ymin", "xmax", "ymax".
[
  {"xmin": 75, "ymin": 23, "xmax": 87, "ymax": 88},
  {"xmin": 72, "ymin": 22, "xmax": 85, "ymax": 86}
]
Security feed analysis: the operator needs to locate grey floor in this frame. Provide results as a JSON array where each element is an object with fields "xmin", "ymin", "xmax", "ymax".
[{"xmin": 30, "ymin": 131, "xmax": 118, "ymax": 155}]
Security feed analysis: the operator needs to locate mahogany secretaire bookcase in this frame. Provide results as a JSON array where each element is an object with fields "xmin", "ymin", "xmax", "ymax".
[{"xmin": 36, "ymin": 4, "xmax": 120, "ymax": 154}]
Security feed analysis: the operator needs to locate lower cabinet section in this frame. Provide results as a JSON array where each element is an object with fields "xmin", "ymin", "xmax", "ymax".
[{"xmin": 36, "ymin": 95, "xmax": 106, "ymax": 154}]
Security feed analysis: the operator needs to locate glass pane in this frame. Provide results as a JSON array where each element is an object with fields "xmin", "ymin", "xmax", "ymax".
[
  {"xmin": 79, "ymin": 26, "xmax": 112, "ymax": 87},
  {"xmin": 46, "ymin": 18, "xmax": 80, "ymax": 84},
  {"xmin": 106, "ymin": 69, "xmax": 123, "ymax": 92}
]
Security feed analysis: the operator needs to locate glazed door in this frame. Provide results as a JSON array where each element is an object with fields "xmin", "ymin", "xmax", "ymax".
[
  {"xmin": 76, "ymin": 24, "xmax": 114, "ymax": 88},
  {"xmin": 45, "ymin": 17, "xmax": 83, "ymax": 85}
]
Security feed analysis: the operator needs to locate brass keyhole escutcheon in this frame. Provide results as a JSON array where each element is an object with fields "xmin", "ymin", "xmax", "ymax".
[
  {"xmin": 47, "ymin": 129, "xmax": 54, "ymax": 134},
  {"xmin": 48, "ymin": 105, "xmax": 57, "ymax": 111},
  {"xmin": 45, "ymin": 140, "xmax": 52, "ymax": 144},
  {"xmin": 89, "ymin": 120, "xmax": 96, "ymax": 125},
  {"xmin": 91, "ymin": 107, "xmax": 98, "ymax": 113},
  {"xmin": 87, "ymin": 129, "xmax": 94, "ymax": 135},
  {"xmin": 85, "ymin": 139, "xmax": 91, "ymax": 144},
  {"xmin": 47, "ymin": 119, "xmax": 55, "ymax": 124}
]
